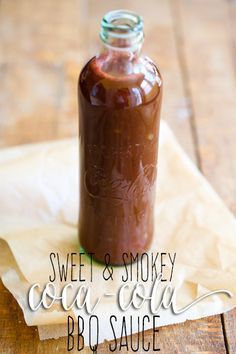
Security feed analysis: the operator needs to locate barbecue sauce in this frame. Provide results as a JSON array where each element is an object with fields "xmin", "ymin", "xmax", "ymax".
[{"xmin": 78, "ymin": 10, "xmax": 162, "ymax": 265}]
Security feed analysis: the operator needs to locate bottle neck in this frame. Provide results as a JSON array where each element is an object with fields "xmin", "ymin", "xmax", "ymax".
[{"xmin": 100, "ymin": 10, "xmax": 144, "ymax": 56}]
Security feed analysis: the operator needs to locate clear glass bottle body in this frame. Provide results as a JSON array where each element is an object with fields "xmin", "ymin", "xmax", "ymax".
[{"xmin": 78, "ymin": 10, "xmax": 162, "ymax": 265}]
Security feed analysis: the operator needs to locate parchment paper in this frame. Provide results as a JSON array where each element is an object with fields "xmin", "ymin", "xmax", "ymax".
[{"xmin": 0, "ymin": 121, "xmax": 236, "ymax": 345}]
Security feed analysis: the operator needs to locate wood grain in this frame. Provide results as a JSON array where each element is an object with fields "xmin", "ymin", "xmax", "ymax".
[
  {"xmin": 174, "ymin": 0, "xmax": 236, "ymax": 353},
  {"xmin": 0, "ymin": 279, "xmax": 227, "ymax": 354},
  {"xmin": 222, "ymin": 309, "xmax": 236, "ymax": 354},
  {"xmin": 0, "ymin": 0, "xmax": 235, "ymax": 353},
  {"xmin": 0, "ymin": 0, "xmax": 85, "ymax": 146},
  {"xmin": 175, "ymin": 0, "xmax": 236, "ymax": 211},
  {"xmin": 223, "ymin": 1, "xmax": 236, "ymax": 348}
]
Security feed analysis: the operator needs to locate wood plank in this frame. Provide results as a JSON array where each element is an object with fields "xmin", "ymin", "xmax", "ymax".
[
  {"xmin": 175, "ymin": 0, "xmax": 236, "ymax": 352},
  {"xmin": 93, "ymin": 316, "xmax": 226, "ymax": 354},
  {"xmin": 0, "ymin": 280, "xmax": 38, "ymax": 354},
  {"xmin": 0, "ymin": 1, "xmax": 88, "ymax": 353},
  {"xmin": 228, "ymin": 0, "xmax": 236, "ymax": 76},
  {"xmin": 0, "ymin": 280, "xmax": 80, "ymax": 354},
  {"xmin": 175, "ymin": 0, "xmax": 236, "ymax": 211},
  {"xmin": 0, "ymin": 277, "xmax": 227, "ymax": 354},
  {"xmin": 222, "ymin": 3, "xmax": 236, "ymax": 351},
  {"xmin": 0, "ymin": 0, "xmax": 87, "ymax": 147},
  {"xmin": 0, "ymin": 0, "xmax": 233, "ymax": 353},
  {"xmin": 222, "ymin": 309, "xmax": 236, "ymax": 354}
]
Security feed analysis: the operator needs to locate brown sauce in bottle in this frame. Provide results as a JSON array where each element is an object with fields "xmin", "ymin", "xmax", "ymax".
[{"xmin": 78, "ymin": 11, "xmax": 162, "ymax": 265}]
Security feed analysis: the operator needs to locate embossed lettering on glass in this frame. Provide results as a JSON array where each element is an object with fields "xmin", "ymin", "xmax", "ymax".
[{"xmin": 78, "ymin": 10, "xmax": 163, "ymax": 265}]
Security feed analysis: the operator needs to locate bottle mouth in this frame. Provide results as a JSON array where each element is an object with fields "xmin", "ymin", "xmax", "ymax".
[{"xmin": 100, "ymin": 10, "xmax": 144, "ymax": 51}]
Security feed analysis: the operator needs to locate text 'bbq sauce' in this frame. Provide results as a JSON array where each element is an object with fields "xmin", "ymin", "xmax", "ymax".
[{"xmin": 78, "ymin": 10, "xmax": 162, "ymax": 265}]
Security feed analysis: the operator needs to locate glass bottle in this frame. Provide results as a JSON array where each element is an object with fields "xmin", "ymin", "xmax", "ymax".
[{"xmin": 78, "ymin": 10, "xmax": 162, "ymax": 265}]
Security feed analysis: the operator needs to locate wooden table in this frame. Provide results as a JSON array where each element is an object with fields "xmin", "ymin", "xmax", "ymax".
[{"xmin": 0, "ymin": 0, "xmax": 236, "ymax": 353}]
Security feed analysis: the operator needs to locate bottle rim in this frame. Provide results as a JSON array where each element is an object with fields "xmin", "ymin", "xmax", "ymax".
[{"xmin": 100, "ymin": 10, "xmax": 144, "ymax": 51}]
